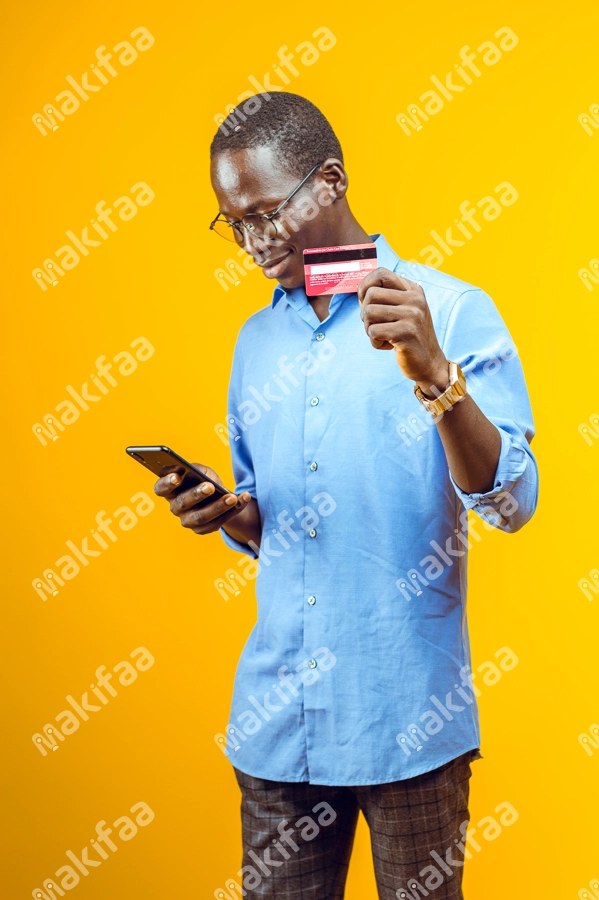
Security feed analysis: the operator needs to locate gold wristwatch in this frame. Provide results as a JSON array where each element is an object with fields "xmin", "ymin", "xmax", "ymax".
[{"xmin": 414, "ymin": 361, "xmax": 467, "ymax": 419}]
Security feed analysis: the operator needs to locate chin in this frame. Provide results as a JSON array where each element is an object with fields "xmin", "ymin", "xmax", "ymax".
[
  {"xmin": 277, "ymin": 269, "xmax": 304, "ymax": 290},
  {"xmin": 279, "ymin": 276, "xmax": 304, "ymax": 290}
]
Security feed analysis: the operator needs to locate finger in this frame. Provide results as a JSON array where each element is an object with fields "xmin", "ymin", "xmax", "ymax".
[
  {"xmin": 190, "ymin": 463, "xmax": 229, "ymax": 492},
  {"xmin": 362, "ymin": 288, "xmax": 424, "ymax": 313},
  {"xmin": 361, "ymin": 301, "xmax": 422, "ymax": 329},
  {"xmin": 366, "ymin": 321, "xmax": 419, "ymax": 349},
  {"xmin": 179, "ymin": 490, "xmax": 245, "ymax": 527},
  {"xmin": 190, "ymin": 502, "xmax": 250, "ymax": 535},
  {"xmin": 154, "ymin": 471, "xmax": 183, "ymax": 498},
  {"xmin": 190, "ymin": 462, "xmax": 214, "ymax": 479},
  {"xmin": 181, "ymin": 492, "xmax": 252, "ymax": 533},
  {"xmin": 357, "ymin": 268, "xmax": 410, "ymax": 303},
  {"xmin": 170, "ymin": 480, "xmax": 216, "ymax": 515}
]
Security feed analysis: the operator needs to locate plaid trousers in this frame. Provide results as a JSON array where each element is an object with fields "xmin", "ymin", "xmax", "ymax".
[{"xmin": 232, "ymin": 751, "xmax": 477, "ymax": 900}]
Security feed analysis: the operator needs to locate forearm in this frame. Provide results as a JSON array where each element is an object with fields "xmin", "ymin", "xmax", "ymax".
[
  {"xmin": 418, "ymin": 361, "xmax": 501, "ymax": 494},
  {"xmin": 433, "ymin": 395, "xmax": 501, "ymax": 494},
  {"xmin": 223, "ymin": 497, "xmax": 262, "ymax": 547}
]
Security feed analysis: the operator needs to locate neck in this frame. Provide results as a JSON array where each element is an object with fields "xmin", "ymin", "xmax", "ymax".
[
  {"xmin": 309, "ymin": 207, "xmax": 371, "ymax": 322},
  {"xmin": 326, "ymin": 207, "xmax": 371, "ymax": 246}
]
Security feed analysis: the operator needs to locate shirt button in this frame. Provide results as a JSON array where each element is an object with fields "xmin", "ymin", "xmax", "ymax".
[
  {"xmin": 315, "ymin": 332, "xmax": 325, "ymax": 341},
  {"xmin": 308, "ymin": 659, "xmax": 318, "ymax": 669},
  {"xmin": 309, "ymin": 461, "xmax": 318, "ymax": 471},
  {"xmin": 309, "ymin": 528, "xmax": 317, "ymax": 538},
  {"xmin": 307, "ymin": 595, "xmax": 316, "ymax": 605},
  {"xmin": 310, "ymin": 397, "xmax": 319, "ymax": 406}
]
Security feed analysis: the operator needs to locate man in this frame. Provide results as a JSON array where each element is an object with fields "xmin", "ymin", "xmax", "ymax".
[{"xmin": 154, "ymin": 93, "xmax": 537, "ymax": 899}]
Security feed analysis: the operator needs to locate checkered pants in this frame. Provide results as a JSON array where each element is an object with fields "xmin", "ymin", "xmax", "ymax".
[{"xmin": 233, "ymin": 752, "xmax": 476, "ymax": 900}]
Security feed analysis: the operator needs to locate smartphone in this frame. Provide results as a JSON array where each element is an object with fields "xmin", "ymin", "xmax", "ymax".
[{"xmin": 125, "ymin": 446, "xmax": 232, "ymax": 506}]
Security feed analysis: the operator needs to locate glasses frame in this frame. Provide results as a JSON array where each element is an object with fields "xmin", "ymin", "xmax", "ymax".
[{"xmin": 209, "ymin": 161, "xmax": 323, "ymax": 244}]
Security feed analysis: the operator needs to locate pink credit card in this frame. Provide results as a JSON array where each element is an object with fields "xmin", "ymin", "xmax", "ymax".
[{"xmin": 303, "ymin": 243, "xmax": 378, "ymax": 296}]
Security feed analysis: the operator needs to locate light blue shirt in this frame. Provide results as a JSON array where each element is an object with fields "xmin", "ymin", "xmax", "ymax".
[{"xmin": 219, "ymin": 234, "xmax": 537, "ymax": 786}]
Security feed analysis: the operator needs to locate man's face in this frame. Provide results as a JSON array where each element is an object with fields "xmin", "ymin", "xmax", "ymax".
[{"xmin": 210, "ymin": 145, "xmax": 342, "ymax": 290}]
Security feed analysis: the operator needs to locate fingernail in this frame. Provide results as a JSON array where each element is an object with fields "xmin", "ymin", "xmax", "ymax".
[
  {"xmin": 170, "ymin": 474, "xmax": 179, "ymax": 484},
  {"xmin": 242, "ymin": 493, "xmax": 251, "ymax": 501},
  {"xmin": 199, "ymin": 484, "xmax": 212, "ymax": 494},
  {"xmin": 225, "ymin": 495, "xmax": 237, "ymax": 506}
]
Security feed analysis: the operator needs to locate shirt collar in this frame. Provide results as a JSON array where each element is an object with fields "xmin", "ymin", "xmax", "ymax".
[{"xmin": 271, "ymin": 234, "xmax": 400, "ymax": 309}]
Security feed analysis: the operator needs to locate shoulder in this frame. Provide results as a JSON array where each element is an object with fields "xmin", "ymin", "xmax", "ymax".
[
  {"xmin": 395, "ymin": 260, "xmax": 484, "ymax": 302},
  {"xmin": 394, "ymin": 260, "xmax": 506, "ymax": 346},
  {"xmin": 396, "ymin": 260, "xmax": 497, "ymax": 329},
  {"xmin": 235, "ymin": 300, "xmax": 279, "ymax": 344}
]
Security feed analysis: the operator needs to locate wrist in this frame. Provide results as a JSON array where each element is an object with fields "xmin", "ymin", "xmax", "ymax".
[
  {"xmin": 414, "ymin": 360, "xmax": 468, "ymax": 419},
  {"xmin": 416, "ymin": 359, "xmax": 450, "ymax": 399}
]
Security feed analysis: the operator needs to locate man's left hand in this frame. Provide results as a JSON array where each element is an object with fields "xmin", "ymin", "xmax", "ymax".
[{"xmin": 357, "ymin": 267, "xmax": 449, "ymax": 394}]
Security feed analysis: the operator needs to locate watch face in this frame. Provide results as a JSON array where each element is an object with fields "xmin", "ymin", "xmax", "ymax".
[{"xmin": 413, "ymin": 362, "xmax": 467, "ymax": 418}]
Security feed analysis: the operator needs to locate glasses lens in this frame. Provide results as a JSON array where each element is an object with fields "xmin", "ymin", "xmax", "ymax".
[
  {"xmin": 211, "ymin": 219, "xmax": 237, "ymax": 242},
  {"xmin": 242, "ymin": 215, "xmax": 277, "ymax": 243},
  {"xmin": 211, "ymin": 216, "xmax": 278, "ymax": 244}
]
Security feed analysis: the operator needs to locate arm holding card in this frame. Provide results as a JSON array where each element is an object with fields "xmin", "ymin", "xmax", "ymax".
[{"xmin": 357, "ymin": 268, "xmax": 501, "ymax": 496}]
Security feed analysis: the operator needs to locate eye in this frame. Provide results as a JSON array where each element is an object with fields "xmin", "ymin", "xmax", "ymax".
[{"xmin": 246, "ymin": 221, "xmax": 256, "ymax": 232}]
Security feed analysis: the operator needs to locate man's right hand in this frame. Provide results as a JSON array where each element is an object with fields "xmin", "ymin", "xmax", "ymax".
[{"xmin": 153, "ymin": 463, "xmax": 256, "ymax": 538}]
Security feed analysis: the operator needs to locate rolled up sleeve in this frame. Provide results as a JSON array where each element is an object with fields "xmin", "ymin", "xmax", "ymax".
[{"xmin": 441, "ymin": 288, "xmax": 539, "ymax": 533}]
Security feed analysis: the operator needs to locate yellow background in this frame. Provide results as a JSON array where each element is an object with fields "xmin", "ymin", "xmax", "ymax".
[{"xmin": 3, "ymin": 0, "xmax": 598, "ymax": 896}]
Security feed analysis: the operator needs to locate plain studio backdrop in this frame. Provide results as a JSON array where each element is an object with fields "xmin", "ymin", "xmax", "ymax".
[{"xmin": 2, "ymin": 0, "xmax": 598, "ymax": 897}]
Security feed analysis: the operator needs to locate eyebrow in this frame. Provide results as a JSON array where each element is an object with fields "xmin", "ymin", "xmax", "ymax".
[
  {"xmin": 221, "ymin": 197, "xmax": 283, "ymax": 219},
  {"xmin": 247, "ymin": 197, "xmax": 280, "ymax": 213}
]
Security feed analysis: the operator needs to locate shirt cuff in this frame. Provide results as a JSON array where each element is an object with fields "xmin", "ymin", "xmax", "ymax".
[
  {"xmin": 449, "ymin": 427, "xmax": 531, "ymax": 528},
  {"xmin": 219, "ymin": 527, "xmax": 258, "ymax": 558}
]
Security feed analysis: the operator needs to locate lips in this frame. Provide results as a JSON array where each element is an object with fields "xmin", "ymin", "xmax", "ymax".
[{"xmin": 259, "ymin": 250, "xmax": 292, "ymax": 279}]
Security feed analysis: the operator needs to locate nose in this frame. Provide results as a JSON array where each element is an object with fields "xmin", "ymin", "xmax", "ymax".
[{"xmin": 238, "ymin": 225, "xmax": 277, "ymax": 262}]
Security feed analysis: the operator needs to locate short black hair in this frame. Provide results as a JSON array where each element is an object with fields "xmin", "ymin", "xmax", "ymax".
[{"xmin": 210, "ymin": 92, "xmax": 343, "ymax": 177}]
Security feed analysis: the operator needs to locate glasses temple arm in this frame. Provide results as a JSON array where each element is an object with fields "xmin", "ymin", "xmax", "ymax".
[{"xmin": 268, "ymin": 162, "xmax": 322, "ymax": 220}]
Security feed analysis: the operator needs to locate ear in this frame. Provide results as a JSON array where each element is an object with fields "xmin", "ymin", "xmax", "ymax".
[{"xmin": 313, "ymin": 158, "xmax": 348, "ymax": 201}]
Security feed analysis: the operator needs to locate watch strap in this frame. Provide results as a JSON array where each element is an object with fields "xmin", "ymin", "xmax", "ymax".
[{"xmin": 414, "ymin": 361, "xmax": 467, "ymax": 418}]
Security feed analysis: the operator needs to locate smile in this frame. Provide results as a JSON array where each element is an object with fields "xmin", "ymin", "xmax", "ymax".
[{"xmin": 259, "ymin": 250, "xmax": 292, "ymax": 278}]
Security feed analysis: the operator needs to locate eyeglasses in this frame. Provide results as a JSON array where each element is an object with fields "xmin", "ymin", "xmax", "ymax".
[{"xmin": 209, "ymin": 162, "xmax": 322, "ymax": 244}]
